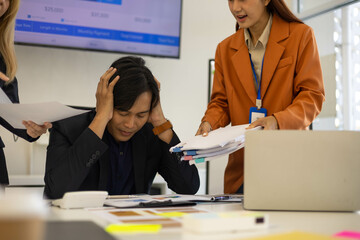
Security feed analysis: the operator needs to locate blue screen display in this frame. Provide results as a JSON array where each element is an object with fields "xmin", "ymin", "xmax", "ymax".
[{"xmin": 15, "ymin": 0, "xmax": 182, "ymax": 58}]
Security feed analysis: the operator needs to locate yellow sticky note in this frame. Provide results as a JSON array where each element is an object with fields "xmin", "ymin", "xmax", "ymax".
[
  {"xmin": 156, "ymin": 211, "xmax": 187, "ymax": 217},
  {"xmin": 242, "ymin": 231, "xmax": 346, "ymax": 240},
  {"xmin": 105, "ymin": 224, "xmax": 162, "ymax": 234}
]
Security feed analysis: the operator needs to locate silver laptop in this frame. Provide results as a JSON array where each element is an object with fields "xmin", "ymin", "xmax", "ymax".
[{"xmin": 243, "ymin": 130, "xmax": 360, "ymax": 212}]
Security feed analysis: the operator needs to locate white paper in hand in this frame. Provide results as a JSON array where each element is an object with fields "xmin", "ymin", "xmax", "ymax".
[
  {"xmin": 0, "ymin": 101, "xmax": 90, "ymax": 129},
  {"xmin": 0, "ymin": 88, "xmax": 12, "ymax": 103},
  {"xmin": 170, "ymin": 124, "xmax": 261, "ymax": 152}
]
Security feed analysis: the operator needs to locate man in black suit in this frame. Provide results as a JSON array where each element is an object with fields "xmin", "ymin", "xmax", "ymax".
[{"xmin": 44, "ymin": 56, "xmax": 199, "ymax": 199}]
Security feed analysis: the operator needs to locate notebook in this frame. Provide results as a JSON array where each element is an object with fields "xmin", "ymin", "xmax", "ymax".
[{"xmin": 243, "ymin": 130, "xmax": 360, "ymax": 212}]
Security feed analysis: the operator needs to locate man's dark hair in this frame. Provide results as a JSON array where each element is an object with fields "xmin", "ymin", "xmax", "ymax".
[{"xmin": 109, "ymin": 56, "xmax": 159, "ymax": 111}]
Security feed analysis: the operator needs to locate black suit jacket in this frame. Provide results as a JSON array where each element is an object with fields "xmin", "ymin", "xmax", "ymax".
[
  {"xmin": 44, "ymin": 110, "xmax": 200, "ymax": 199},
  {"xmin": 0, "ymin": 56, "xmax": 37, "ymax": 185}
]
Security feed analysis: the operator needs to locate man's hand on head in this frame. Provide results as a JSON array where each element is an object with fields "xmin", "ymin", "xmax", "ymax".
[
  {"xmin": 95, "ymin": 67, "xmax": 119, "ymax": 121},
  {"xmin": 148, "ymin": 76, "xmax": 166, "ymax": 127},
  {"xmin": 89, "ymin": 67, "xmax": 119, "ymax": 139}
]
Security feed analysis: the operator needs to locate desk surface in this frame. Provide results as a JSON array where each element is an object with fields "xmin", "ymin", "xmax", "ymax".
[{"xmin": 48, "ymin": 202, "xmax": 360, "ymax": 240}]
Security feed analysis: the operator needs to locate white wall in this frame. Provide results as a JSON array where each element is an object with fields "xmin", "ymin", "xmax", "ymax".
[
  {"xmin": 305, "ymin": 11, "xmax": 337, "ymax": 130},
  {"xmin": 1, "ymin": 0, "xmax": 234, "ymax": 193}
]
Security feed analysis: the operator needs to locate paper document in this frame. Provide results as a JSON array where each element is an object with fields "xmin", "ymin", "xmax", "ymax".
[
  {"xmin": 183, "ymin": 141, "xmax": 242, "ymax": 156},
  {"xmin": 170, "ymin": 124, "xmax": 261, "ymax": 151},
  {"xmin": 170, "ymin": 124, "xmax": 261, "ymax": 164},
  {"xmin": 87, "ymin": 206, "xmax": 210, "ymax": 232},
  {"xmin": 187, "ymin": 144, "xmax": 245, "ymax": 165},
  {"xmin": 0, "ymin": 88, "xmax": 12, "ymax": 103},
  {"xmin": 104, "ymin": 194, "xmax": 242, "ymax": 208},
  {"xmin": 105, "ymin": 194, "xmax": 199, "ymax": 208},
  {"xmin": 182, "ymin": 144, "xmax": 243, "ymax": 160},
  {"xmin": 0, "ymin": 101, "xmax": 90, "ymax": 129}
]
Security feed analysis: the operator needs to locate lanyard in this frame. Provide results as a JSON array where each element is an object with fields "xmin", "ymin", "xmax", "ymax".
[{"xmin": 249, "ymin": 53, "xmax": 264, "ymax": 109}]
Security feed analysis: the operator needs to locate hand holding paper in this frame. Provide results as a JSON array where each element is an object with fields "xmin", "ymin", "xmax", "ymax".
[
  {"xmin": 0, "ymin": 87, "xmax": 12, "ymax": 103},
  {"xmin": 170, "ymin": 124, "xmax": 262, "ymax": 165},
  {"xmin": 248, "ymin": 115, "xmax": 279, "ymax": 130},
  {"xmin": 196, "ymin": 121, "xmax": 212, "ymax": 136},
  {"xmin": 0, "ymin": 101, "xmax": 90, "ymax": 129},
  {"xmin": 22, "ymin": 120, "xmax": 52, "ymax": 138}
]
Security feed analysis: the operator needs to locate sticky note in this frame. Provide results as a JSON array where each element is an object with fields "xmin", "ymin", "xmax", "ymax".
[
  {"xmin": 156, "ymin": 211, "xmax": 187, "ymax": 217},
  {"xmin": 334, "ymin": 231, "xmax": 360, "ymax": 239},
  {"xmin": 105, "ymin": 224, "xmax": 161, "ymax": 234},
  {"xmin": 195, "ymin": 158, "xmax": 205, "ymax": 163},
  {"xmin": 183, "ymin": 155, "xmax": 193, "ymax": 160}
]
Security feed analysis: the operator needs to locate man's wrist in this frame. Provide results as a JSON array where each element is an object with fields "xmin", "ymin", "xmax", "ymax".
[
  {"xmin": 93, "ymin": 114, "xmax": 111, "ymax": 125},
  {"xmin": 151, "ymin": 118, "xmax": 167, "ymax": 127},
  {"xmin": 152, "ymin": 119, "xmax": 173, "ymax": 135}
]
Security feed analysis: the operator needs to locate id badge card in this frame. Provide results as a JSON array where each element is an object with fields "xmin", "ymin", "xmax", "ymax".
[{"xmin": 249, "ymin": 107, "xmax": 267, "ymax": 123}]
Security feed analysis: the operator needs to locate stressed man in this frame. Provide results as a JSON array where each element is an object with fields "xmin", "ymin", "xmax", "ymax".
[{"xmin": 44, "ymin": 56, "xmax": 199, "ymax": 199}]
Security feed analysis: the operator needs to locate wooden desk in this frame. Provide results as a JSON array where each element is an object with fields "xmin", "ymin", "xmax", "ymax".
[{"xmin": 48, "ymin": 202, "xmax": 360, "ymax": 240}]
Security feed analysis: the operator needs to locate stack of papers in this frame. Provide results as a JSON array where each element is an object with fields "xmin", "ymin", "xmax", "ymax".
[{"xmin": 170, "ymin": 124, "xmax": 261, "ymax": 165}]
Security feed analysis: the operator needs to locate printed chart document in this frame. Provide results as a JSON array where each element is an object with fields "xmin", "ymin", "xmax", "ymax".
[
  {"xmin": 105, "ymin": 194, "xmax": 201, "ymax": 208},
  {"xmin": 105, "ymin": 194, "xmax": 243, "ymax": 208},
  {"xmin": 87, "ymin": 206, "xmax": 211, "ymax": 233},
  {"xmin": 0, "ymin": 101, "xmax": 90, "ymax": 129},
  {"xmin": 170, "ymin": 124, "xmax": 262, "ymax": 165}
]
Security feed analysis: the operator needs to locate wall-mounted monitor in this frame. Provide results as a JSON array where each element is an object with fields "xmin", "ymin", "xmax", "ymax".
[{"xmin": 15, "ymin": 0, "xmax": 182, "ymax": 58}]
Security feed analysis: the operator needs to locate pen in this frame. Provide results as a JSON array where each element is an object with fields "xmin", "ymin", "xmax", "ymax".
[
  {"xmin": 106, "ymin": 195, "xmax": 140, "ymax": 199},
  {"xmin": 211, "ymin": 196, "xmax": 231, "ymax": 201}
]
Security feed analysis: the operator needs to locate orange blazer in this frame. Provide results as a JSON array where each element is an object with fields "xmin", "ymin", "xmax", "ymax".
[{"xmin": 202, "ymin": 14, "xmax": 325, "ymax": 193}]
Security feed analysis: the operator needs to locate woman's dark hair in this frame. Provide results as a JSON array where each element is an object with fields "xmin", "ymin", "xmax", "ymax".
[
  {"xmin": 235, "ymin": 0, "xmax": 303, "ymax": 31},
  {"xmin": 109, "ymin": 56, "xmax": 159, "ymax": 111}
]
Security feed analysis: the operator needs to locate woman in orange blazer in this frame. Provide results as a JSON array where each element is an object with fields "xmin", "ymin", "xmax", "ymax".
[{"xmin": 197, "ymin": 0, "xmax": 325, "ymax": 194}]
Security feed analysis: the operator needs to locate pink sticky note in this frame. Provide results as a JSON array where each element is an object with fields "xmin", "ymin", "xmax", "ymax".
[
  {"xmin": 183, "ymin": 155, "xmax": 193, "ymax": 160},
  {"xmin": 334, "ymin": 231, "xmax": 360, "ymax": 239}
]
